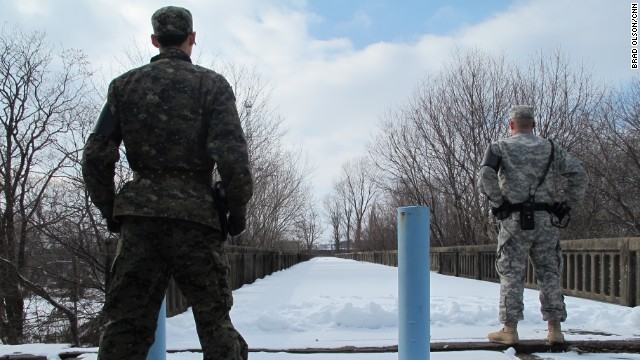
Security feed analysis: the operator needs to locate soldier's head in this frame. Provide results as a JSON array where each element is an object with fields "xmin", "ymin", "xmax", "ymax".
[
  {"xmin": 509, "ymin": 105, "xmax": 535, "ymax": 135},
  {"xmin": 150, "ymin": 6, "xmax": 196, "ymax": 55}
]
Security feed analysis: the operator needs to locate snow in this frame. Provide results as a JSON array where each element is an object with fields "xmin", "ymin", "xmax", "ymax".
[{"xmin": 1, "ymin": 257, "xmax": 640, "ymax": 359}]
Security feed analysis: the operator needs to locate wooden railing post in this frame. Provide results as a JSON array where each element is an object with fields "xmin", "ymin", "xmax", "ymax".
[
  {"xmin": 621, "ymin": 240, "xmax": 632, "ymax": 307},
  {"xmin": 454, "ymin": 251, "xmax": 459, "ymax": 277},
  {"xmin": 634, "ymin": 249, "xmax": 640, "ymax": 308}
]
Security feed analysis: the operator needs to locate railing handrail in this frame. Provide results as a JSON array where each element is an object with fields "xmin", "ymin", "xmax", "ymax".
[
  {"xmin": 337, "ymin": 237, "xmax": 640, "ymax": 308},
  {"xmin": 428, "ymin": 237, "xmax": 640, "ymax": 252}
]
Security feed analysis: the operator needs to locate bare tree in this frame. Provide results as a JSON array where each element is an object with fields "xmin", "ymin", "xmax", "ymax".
[
  {"xmin": 339, "ymin": 192, "xmax": 354, "ymax": 251},
  {"xmin": 323, "ymin": 194, "xmax": 342, "ymax": 251},
  {"xmin": 582, "ymin": 79, "xmax": 640, "ymax": 236},
  {"xmin": 30, "ymin": 143, "xmax": 118, "ymax": 344},
  {"xmin": 511, "ymin": 49, "xmax": 601, "ymax": 152},
  {"xmin": 325, "ymin": 178, "xmax": 355, "ymax": 251},
  {"xmin": 241, "ymin": 148, "xmax": 313, "ymax": 249},
  {"xmin": 0, "ymin": 26, "xmax": 92, "ymax": 344},
  {"xmin": 359, "ymin": 202, "xmax": 397, "ymax": 251},
  {"xmin": 293, "ymin": 205, "xmax": 324, "ymax": 250},
  {"xmin": 220, "ymin": 63, "xmax": 315, "ymax": 249},
  {"xmin": 370, "ymin": 49, "xmax": 512, "ymax": 245},
  {"xmin": 332, "ymin": 157, "xmax": 377, "ymax": 250},
  {"xmin": 367, "ymin": 48, "xmax": 602, "ymax": 246}
]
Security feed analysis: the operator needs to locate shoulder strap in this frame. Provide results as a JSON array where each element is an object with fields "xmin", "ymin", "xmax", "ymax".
[{"xmin": 536, "ymin": 139, "xmax": 554, "ymax": 189}]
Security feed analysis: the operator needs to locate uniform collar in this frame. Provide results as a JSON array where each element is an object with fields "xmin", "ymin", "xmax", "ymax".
[
  {"xmin": 150, "ymin": 48, "xmax": 192, "ymax": 63},
  {"xmin": 512, "ymin": 130, "xmax": 535, "ymax": 138}
]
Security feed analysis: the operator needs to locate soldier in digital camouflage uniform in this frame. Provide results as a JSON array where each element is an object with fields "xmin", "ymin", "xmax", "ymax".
[
  {"xmin": 478, "ymin": 105, "xmax": 587, "ymax": 345},
  {"xmin": 82, "ymin": 6, "xmax": 253, "ymax": 360}
]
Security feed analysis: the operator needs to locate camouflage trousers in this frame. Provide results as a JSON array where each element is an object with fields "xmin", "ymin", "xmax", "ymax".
[
  {"xmin": 98, "ymin": 216, "xmax": 248, "ymax": 360},
  {"xmin": 496, "ymin": 212, "xmax": 567, "ymax": 324}
]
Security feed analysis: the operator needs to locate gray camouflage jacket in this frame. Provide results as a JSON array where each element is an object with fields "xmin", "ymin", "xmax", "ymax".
[{"xmin": 478, "ymin": 132, "xmax": 588, "ymax": 209}]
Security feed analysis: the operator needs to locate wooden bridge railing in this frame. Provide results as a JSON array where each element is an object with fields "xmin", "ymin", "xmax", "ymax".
[{"xmin": 336, "ymin": 237, "xmax": 640, "ymax": 308}]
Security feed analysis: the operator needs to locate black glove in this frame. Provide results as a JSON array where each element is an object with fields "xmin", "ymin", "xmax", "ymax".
[
  {"xmin": 106, "ymin": 218, "xmax": 121, "ymax": 233},
  {"xmin": 552, "ymin": 201, "xmax": 571, "ymax": 222},
  {"xmin": 491, "ymin": 198, "xmax": 511, "ymax": 220},
  {"xmin": 227, "ymin": 215, "xmax": 246, "ymax": 237}
]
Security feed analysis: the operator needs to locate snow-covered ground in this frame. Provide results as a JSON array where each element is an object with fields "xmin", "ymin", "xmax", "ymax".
[{"xmin": 1, "ymin": 256, "xmax": 639, "ymax": 359}]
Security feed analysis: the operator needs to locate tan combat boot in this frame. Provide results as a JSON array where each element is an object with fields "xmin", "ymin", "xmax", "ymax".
[
  {"xmin": 547, "ymin": 320, "xmax": 565, "ymax": 344},
  {"xmin": 488, "ymin": 322, "xmax": 519, "ymax": 345}
]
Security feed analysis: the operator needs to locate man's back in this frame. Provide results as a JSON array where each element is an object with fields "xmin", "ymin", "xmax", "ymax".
[
  {"xmin": 83, "ymin": 49, "xmax": 253, "ymax": 228},
  {"xmin": 114, "ymin": 50, "xmax": 224, "ymax": 172},
  {"xmin": 495, "ymin": 133, "xmax": 555, "ymax": 204},
  {"xmin": 88, "ymin": 48, "xmax": 254, "ymax": 229},
  {"xmin": 482, "ymin": 133, "xmax": 587, "ymax": 208}
]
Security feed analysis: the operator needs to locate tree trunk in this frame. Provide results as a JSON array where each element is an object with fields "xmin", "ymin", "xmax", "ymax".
[{"xmin": 0, "ymin": 262, "xmax": 24, "ymax": 344}]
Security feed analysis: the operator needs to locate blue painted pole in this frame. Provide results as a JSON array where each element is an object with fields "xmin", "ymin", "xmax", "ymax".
[
  {"xmin": 398, "ymin": 206, "xmax": 430, "ymax": 360},
  {"xmin": 147, "ymin": 297, "xmax": 167, "ymax": 360}
]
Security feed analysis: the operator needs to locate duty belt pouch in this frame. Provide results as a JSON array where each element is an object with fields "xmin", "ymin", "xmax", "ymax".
[{"xmin": 520, "ymin": 197, "xmax": 535, "ymax": 230}]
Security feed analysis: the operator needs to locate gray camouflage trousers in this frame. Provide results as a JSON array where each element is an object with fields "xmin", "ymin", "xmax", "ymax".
[
  {"xmin": 496, "ymin": 211, "xmax": 567, "ymax": 324},
  {"xmin": 98, "ymin": 216, "xmax": 248, "ymax": 360}
]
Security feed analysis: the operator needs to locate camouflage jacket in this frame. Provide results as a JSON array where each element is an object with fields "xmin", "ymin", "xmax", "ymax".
[
  {"xmin": 478, "ymin": 132, "xmax": 588, "ymax": 208},
  {"xmin": 82, "ymin": 48, "xmax": 253, "ymax": 229}
]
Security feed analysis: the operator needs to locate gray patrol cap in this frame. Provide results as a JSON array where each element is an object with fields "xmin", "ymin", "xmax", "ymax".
[
  {"xmin": 509, "ymin": 105, "xmax": 534, "ymax": 119},
  {"xmin": 152, "ymin": 6, "xmax": 193, "ymax": 36}
]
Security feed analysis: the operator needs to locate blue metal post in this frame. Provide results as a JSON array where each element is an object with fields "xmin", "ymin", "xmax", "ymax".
[
  {"xmin": 398, "ymin": 206, "xmax": 430, "ymax": 360},
  {"xmin": 147, "ymin": 297, "xmax": 167, "ymax": 360}
]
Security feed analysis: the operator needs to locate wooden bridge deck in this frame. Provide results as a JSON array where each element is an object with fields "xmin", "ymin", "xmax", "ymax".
[{"xmin": 43, "ymin": 339, "xmax": 640, "ymax": 359}]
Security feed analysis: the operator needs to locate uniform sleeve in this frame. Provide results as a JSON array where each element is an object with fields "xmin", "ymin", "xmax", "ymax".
[
  {"xmin": 82, "ymin": 83, "xmax": 122, "ymax": 221},
  {"xmin": 478, "ymin": 143, "xmax": 504, "ymax": 207},
  {"xmin": 207, "ymin": 76, "xmax": 254, "ymax": 217},
  {"xmin": 554, "ymin": 145, "xmax": 588, "ymax": 208}
]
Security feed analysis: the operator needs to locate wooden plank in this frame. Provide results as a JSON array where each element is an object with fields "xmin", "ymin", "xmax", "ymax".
[
  {"xmin": 435, "ymin": 339, "xmax": 640, "ymax": 354},
  {"xmin": 57, "ymin": 339, "xmax": 640, "ymax": 358}
]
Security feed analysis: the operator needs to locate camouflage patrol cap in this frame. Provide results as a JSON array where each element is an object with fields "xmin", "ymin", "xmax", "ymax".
[
  {"xmin": 152, "ymin": 6, "xmax": 193, "ymax": 36},
  {"xmin": 509, "ymin": 105, "xmax": 534, "ymax": 119}
]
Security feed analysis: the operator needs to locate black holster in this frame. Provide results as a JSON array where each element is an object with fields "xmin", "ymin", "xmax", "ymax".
[
  {"xmin": 519, "ymin": 197, "xmax": 535, "ymax": 230},
  {"xmin": 213, "ymin": 181, "xmax": 229, "ymax": 238}
]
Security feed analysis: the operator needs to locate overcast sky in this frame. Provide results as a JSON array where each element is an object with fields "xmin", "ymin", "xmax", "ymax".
[{"xmin": 1, "ymin": 0, "xmax": 637, "ymax": 199}]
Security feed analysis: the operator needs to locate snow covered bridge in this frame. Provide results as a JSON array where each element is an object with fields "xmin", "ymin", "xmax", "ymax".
[{"xmin": 6, "ymin": 256, "xmax": 640, "ymax": 360}]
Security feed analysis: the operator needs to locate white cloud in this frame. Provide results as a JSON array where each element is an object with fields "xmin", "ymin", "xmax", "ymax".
[
  {"xmin": 454, "ymin": 0, "xmax": 631, "ymax": 83},
  {"xmin": 1, "ymin": 0, "xmax": 633, "ymax": 200},
  {"xmin": 246, "ymin": 0, "xmax": 633, "ymax": 198},
  {"xmin": 14, "ymin": 0, "xmax": 50, "ymax": 16},
  {"xmin": 424, "ymin": 5, "xmax": 458, "ymax": 30},
  {"xmin": 337, "ymin": 10, "xmax": 373, "ymax": 32}
]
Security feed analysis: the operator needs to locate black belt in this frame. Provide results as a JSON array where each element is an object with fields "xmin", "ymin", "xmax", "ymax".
[
  {"xmin": 508, "ymin": 202, "xmax": 554, "ymax": 212},
  {"xmin": 134, "ymin": 169, "xmax": 212, "ymax": 184}
]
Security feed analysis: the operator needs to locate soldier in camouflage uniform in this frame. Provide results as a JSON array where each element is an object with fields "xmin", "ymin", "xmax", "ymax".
[
  {"xmin": 82, "ymin": 6, "xmax": 253, "ymax": 360},
  {"xmin": 478, "ymin": 105, "xmax": 587, "ymax": 345}
]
